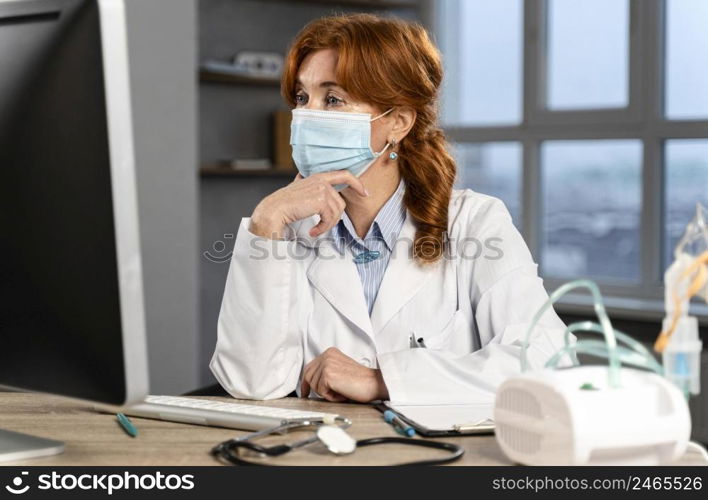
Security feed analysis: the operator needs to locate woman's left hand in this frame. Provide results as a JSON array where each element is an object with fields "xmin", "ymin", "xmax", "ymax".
[{"xmin": 300, "ymin": 347, "xmax": 389, "ymax": 403}]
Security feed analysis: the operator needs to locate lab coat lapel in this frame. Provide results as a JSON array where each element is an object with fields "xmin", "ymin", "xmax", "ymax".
[
  {"xmin": 370, "ymin": 213, "xmax": 433, "ymax": 333},
  {"xmin": 304, "ymin": 228, "xmax": 373, "ymax": 340}
]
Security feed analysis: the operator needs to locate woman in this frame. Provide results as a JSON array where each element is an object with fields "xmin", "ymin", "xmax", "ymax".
[{"xmin": 210, "ymin": 14, "xmax": 568, "ymax": 405}]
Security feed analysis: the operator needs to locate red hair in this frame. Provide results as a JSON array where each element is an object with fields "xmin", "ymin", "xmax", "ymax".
[{"xmin": 282, "ymin": 13, "xmax": 456, "ymax": 263}]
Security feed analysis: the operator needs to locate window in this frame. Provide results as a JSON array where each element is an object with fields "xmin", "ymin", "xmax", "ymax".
[
  {"xmin": 438, "ymin": 0, "xmax": 523, "ymax": 126},
  {"xmin": 435, "ymin": 0, "xmax": 708, "ymax": 308},
  {"xmin": 664, "ymin": 139, "xmax": 708, "ymax": 267},
  {"xmin": 542, "ymin": 140, "xmax": 642, "ymax": 280},
  {"xmin": 453, "ymin": 142, "xmax": 522, "ymax": 228},
  {"xmin": 547, "ymin": 0, "xmax": 630, "ymax": 110},
  {"xmin": 665, "ymin": 0, "xmax": 708, "ymax": 119}
]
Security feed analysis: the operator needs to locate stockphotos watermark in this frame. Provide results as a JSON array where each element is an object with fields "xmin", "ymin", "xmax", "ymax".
[
  {"xmin": 4, "ymin": 470, "xmax": 194, "ymax": 496},
  {"xmin": 203, "ymin": 231, "xmax": 505, "ymax": 264}
]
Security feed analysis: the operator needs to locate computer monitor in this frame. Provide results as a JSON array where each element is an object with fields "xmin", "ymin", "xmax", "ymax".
[{"xmin": 0, "ymin": 0, "xmax": 149, "ymax": 459}]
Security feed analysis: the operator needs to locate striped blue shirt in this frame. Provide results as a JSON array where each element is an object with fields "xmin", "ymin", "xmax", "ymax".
[{"xmin": 333, "ymin": 180, "xmax": 406, "ymax": 315}]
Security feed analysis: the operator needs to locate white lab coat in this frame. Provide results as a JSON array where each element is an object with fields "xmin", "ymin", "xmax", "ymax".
[{"xmin": 210, "ymin": 189, "xmax": 570, "ymax": 405}]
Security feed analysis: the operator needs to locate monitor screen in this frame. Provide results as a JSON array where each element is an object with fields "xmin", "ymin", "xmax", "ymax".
[{"xmin": 0, "ymin": 0, "xmax": 130, "ymax": 404}]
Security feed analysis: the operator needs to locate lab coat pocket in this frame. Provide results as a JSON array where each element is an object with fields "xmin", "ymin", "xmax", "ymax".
[{"xmin": 414, "ymin": 309, "xmax": 466, "ymax": 350}]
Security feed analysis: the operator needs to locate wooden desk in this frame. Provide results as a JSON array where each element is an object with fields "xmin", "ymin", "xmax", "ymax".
[{"xmin": 0, "ymin": 393, "xmax": 704, "ymax": 466}]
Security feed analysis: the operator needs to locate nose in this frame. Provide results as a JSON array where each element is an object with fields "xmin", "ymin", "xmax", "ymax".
[{"xmin": 302, "ymin": 101, "xmax": 325, "ymax": 111}]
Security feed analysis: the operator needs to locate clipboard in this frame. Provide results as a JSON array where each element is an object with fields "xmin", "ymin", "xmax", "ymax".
[{"xmin": 375, "ymin": 402, "xmax": 495, "ymax": 437}]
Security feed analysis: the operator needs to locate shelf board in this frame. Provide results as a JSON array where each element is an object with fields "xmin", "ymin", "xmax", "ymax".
[
  {"xmin": 262, "ymin": 0, "xmax": 419, "ymax": 8},
  {"xmin": 200, "ymin": 166, "xmax": 296, "ymax": 178},
  {"xmin": 199, "ymin": 70, "xmax": 281, "ymax": 87}
]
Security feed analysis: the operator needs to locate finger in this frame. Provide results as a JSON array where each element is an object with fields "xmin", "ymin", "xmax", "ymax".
[
  {"xmin": 300, "ymin": 368, "xmax": 311, "ymax": 397},
  {"xmin": 327, "ymin": 391, "xmax": 347, "ymax": 403},
  {"xmin": 325, "ymin": 346, "xmax": 347, "ymax": 360},
  {"xmin": 309, "ymin": 199, "xmax": 340, "ymax": 237},
  {"xmin": 318, "ymin": 369, "xmax": 347, "ymax": 402},
  {"xmin": 341, "ymin": 351, "xmax": 360, "ymax": 364},
  {"xmin": 309, "ymin": 362, "xmax": 343, "ymax": 401},
  {"xmin": 308, "ymin": 362, "xmax": 325, "ymax": 398},
  {"xmin": 308, "ymin": 220, "xmax": 327, "ymax": 238},
  {"xmin": 311, "ymin": 355, "xmax": 348, "ymax": 401},
  {"xmin": 327, "ymin": 194, "xmax": 345, "ymax": 221},
  {"xmin": 307, "ymin": 186, "xmax": 338, "ymax": 237},
  {"xmin": 322, "ymin": 171, "xmax": 368, "ymax": 198},
  {"xmin": 333, "ymin": 191, "xmax": 346, "ymax": 214},
  {"xmin": 302, "ymin": 358, "xmax": 315, "ymax": 382},
  {"xmin": 300, "ymin": 378, "xmax": 310, "ymax": 398},
  {"xmin": 300, "ymin": 358, "xmax": 319, "ymax": 397},
  {"xmin": 318, "ymin": 382, "xmax": 347, "ymax": 402},
  {"xmin": 324, "ymin": 347, "xmax": 353, "ymax": 367}
]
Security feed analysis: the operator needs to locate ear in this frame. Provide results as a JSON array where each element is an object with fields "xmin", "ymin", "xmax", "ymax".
[{"xmin": 388, "ymin": 107, "xmax": 416, "ymax": 143}]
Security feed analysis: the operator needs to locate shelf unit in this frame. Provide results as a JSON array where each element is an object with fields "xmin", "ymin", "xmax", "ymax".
[
  {"xmin": 261, "ymin": 0, "xmax": 418, "ymax": 8},
  {"xmin": 199, "ymin": 70, "xmax": 281, "ymax": 87},
  {"xmin": 200, "ymin": 166, "xmax": 296, "ymax": 178}
]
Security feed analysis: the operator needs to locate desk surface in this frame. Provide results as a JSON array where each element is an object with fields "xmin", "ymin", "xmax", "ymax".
[{"xmin": 0, "ymin": 393, "xmax": 704, "ymax": 466}]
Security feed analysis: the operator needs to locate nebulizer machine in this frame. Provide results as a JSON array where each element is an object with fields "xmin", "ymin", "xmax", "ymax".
[{"xmin": 494, "ymin": 203, "xmax": 708, "ymax": 465}]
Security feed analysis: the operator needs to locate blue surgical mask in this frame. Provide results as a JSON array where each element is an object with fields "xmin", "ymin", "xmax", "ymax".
[{"xmin": 290, "ymin": 108, "xmax": 393, "ymax": 188}]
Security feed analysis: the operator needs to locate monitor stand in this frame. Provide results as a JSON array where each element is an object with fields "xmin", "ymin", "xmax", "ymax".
[{"xmin": 0, "ymin": 429, "xmax": 64, "ymax": 462}]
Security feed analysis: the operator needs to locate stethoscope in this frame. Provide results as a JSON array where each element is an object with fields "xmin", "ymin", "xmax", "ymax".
[{"xmin": 211, "ymin": 416, "xmax": 464, "ymax": 466}]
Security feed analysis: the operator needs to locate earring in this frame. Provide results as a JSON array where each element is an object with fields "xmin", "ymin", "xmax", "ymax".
[{"xmin": 389, "ymin": 139, "xmax": 398, "ymax": 160}]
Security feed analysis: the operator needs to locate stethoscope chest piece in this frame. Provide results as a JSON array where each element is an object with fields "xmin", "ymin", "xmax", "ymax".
[{"xmin": 316, "ymin": 425, "xmax": 357, "ymax": 455}]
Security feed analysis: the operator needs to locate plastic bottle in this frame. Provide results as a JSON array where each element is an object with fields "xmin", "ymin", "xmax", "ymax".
[{"xmin": 662, "ymin": 315, "xmax": 703, "ymax": 396}]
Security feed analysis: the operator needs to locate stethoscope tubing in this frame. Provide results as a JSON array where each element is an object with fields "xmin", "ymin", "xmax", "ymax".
[{"xmin": 213, "ymin": 434, "xmax": 464, "ymax": 466}]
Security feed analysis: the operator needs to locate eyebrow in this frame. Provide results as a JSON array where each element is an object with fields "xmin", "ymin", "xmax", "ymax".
[{"xmin": 295, "ymin": 78, "xmax": 342, "ymax": 89}]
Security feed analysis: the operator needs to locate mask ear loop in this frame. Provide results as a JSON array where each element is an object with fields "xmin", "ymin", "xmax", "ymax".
[
  {"xmin": 352, "ymin": 141, "xmax": 391, "ymax": 180},
  {"xmin": 370, "ymin": 107, "xmax": 394, "ymax": 122},
  {"xmin": 366, "ymin": 108, "xmax": 395, "ymax": 164},
  {"xmin": 373, "ymin": 141, "xmax": 391, "ymax": 157}
]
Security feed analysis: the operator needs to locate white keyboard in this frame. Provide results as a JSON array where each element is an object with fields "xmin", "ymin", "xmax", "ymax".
[{"xmin": 123, "ymin": 395, "xmax": 340, "ymax": 431}]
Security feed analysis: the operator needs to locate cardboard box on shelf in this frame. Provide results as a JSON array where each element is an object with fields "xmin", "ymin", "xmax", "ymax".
[{"xmin": 273, "ymin": 110, "xmax": 296, "ymax": 172}]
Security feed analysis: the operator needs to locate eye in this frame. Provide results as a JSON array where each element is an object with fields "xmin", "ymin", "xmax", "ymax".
[
  {"xmin": 325, "ymin": 94, "xmax": 343, "ymax": 107},
  {"xmin": 294, "ymin": 92, "xmax": 308, "ymax": 106}
]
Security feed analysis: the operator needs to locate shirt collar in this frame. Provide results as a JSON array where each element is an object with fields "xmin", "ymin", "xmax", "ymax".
[{"xmin": 334, "ymin": 179, "xmax": 406, "ymax": 254}]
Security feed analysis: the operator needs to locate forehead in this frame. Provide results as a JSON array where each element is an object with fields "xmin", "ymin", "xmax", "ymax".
[{"xmin": 297, "ymin": 49, "xmax": 338, "ymax": 87}]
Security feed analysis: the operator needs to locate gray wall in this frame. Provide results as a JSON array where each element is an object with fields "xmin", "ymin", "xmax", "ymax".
[
  {"xmin": 198, "ymin": 0, "xmax": 420, "ymax": 385},
  {"xmin": 126, "ymin": 0, "xmax": 200, "ymax": 394}
]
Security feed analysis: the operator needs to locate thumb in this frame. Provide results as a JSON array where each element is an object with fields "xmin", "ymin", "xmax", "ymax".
[
  {"xmin": 309, "ymin": 218, "xmax": 329, "ymax": 237},
  {"xmin": 300, "ymin": 379, "xmax": 310, "ymax": 398}
]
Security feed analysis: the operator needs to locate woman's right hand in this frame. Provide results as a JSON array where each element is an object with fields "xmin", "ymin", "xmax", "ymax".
[{"xmin": 249, "ymin": 171, "xmax": 369, "ymax": 239}]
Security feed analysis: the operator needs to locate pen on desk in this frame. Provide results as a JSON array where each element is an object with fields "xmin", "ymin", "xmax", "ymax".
[
  {"xmin": 383, "ymin": 410, "xmax": 415, "ymax": 437},
  {"xmin": 409, "ymin": 332, "xmax": 426, "ymax": 349},
  {"xmin": 117, "ymin": 413, "xmax": 138, "ymax": 438}
]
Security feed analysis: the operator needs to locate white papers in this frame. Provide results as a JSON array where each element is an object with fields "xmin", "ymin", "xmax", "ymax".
[{"xmin": 386, "ymin": 403, "xmax": 494, "ymax": 432}]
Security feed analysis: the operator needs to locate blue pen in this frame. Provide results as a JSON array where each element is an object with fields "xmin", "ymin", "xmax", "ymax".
[
  {"xmin": 383, "ymin": 410, "xmax": 416, "ymax": 437},
  {"xmin": 117, "ymin": 413, "xmax": 138, "ymax": 438}
]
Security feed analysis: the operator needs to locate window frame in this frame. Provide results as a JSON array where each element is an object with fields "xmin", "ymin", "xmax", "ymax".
[{"xmin": 424, "ymin": 0, "xmax": 708, "ymax": 321}]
